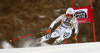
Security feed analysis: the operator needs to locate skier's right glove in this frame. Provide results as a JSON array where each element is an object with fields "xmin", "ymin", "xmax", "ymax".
[
  {"xmin": 73, "ymin": 33, "xmax": 77, "ymax": 40},
  {"xmin": 74, "ymin": 35, "xmax": 77, "ymax": 40},
  {"xmin": 46, "ymin": 27, "xmax": 52, "ymax": 34}
]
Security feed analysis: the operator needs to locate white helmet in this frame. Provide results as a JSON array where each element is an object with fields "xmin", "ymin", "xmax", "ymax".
[{"xmin": 66, "ymin": 8, "xmax": 75, "ymax": 15}]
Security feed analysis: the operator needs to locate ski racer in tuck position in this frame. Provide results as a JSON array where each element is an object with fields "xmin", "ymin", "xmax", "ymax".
[{"xmin": 36, "ymin": 8, "xmax": 79, "ymax": 45}]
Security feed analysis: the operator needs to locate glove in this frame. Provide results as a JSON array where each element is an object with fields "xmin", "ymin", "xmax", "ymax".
[
  {"xmin": 46, "ymin": 29, "xmax": 51, "ymax": 34},
  {"xmin": 46, "ymin": 27, "xmax": 52, "ymax": 34},
  {"xmin": 73, "ymin": 33, "xmax": 77, "ymax": 40},
  {"xmin": 74, "ymin": 35, "xmax": 77, "ymax": 40}
]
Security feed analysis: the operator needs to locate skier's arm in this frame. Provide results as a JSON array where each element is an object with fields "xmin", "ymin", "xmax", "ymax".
[
  {"xmin": 49, "ymin": 15, "xmax": 63, "ymax": 29},
  {"xmin": 74, "ymin": 19, "xmax": 79, "ymax": 36}
]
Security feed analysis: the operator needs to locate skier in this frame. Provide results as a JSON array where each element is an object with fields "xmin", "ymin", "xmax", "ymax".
[{"xmin": 35, "ymin": 8, "xmax": 79, "ymax": 45}]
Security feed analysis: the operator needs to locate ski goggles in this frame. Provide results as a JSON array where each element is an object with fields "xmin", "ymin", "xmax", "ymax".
[{"xmin": 67, "ymin": 13, "xmax": 73, "ymax": 17}]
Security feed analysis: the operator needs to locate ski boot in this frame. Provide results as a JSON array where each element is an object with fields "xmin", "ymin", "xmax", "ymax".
[{"xmin": 53, "ymin": 38, "xmax": 62, "ymax": 45}]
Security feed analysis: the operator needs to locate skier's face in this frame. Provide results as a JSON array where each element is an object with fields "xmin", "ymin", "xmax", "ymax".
[{"xmin": 67, "ymin": 14, "xmax": 73, "ymax": 20}]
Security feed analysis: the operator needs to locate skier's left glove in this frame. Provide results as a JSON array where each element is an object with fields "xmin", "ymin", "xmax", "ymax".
[{"xmin": 47, "ymin": 29, "xmax": 51, "ymax": 34}]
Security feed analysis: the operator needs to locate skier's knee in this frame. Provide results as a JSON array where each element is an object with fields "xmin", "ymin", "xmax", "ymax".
[
  {"xmin": 42, "ymin": 34, "xmax": 51, "ymax": 42},
  {"xmin": 45, "ymin": 34, "xmax": 51, "ymax": 39}
]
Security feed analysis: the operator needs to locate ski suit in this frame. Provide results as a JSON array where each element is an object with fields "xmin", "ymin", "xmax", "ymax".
[{"xmin": 41, "ymin": 14, "xmax": 79, "ymax": 43}]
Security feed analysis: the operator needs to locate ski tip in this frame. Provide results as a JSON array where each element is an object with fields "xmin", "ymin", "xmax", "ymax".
[{"xmin": 10, "ymin": 40, "xmax": 12, "ymax": 42}]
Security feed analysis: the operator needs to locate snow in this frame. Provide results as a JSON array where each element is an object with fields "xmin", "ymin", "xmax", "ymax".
[
  {"xmin": 55, "ymin": 13, "xmax": 60, "ymax": 15},
  {"xmin": 82, "ymin": 37, "xmax": 87, "ymax": 42},
  {"xmin": 22, "ymin": 39, "xmax": 34, "ymax": 47},
  {"xmin": 1, "ymin": 41, "xmax": 14, "ymax": 49},
  {"xmin": 39, "ymin": 15, "xmax": 46, "ymax": 18},
  {"xmin": 54, "ymin": 9, "xmax": 62, "ymax": 13},
  {"xmin": 41, "ymin": 42, "xmax": 50, "ymax": 46},
  {"xmin": 54, "ymin": 9, "xmax": 61, "ymax": 15},
  {"xmin": 0, "ymin": 42, "xmax": 100, "ymax": 53},
  {"xmin": 54, "ymin": 9, "xmax": 66, "ymax": 15}
]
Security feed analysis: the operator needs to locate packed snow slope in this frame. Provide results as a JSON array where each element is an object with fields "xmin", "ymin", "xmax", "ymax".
[{"xmin": 0, "ymin": 42, "xmax": 100, "ymax": 53}]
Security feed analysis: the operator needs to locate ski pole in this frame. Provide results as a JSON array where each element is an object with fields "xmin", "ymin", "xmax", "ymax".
[
  {"xmin": 76, "ymin": 39, "xmax": 78, "ymax": 43},
  {"xmin": 65, "ymin": 38, "xmax": 67, "ymax": 44},
  {"xmin": 10, "ymin": 31, "xmax": 47, "ymax": 42}
]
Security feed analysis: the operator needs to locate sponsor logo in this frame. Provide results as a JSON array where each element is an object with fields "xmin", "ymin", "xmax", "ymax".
[
  {"xmin": 74, "ymin": 10, "xmax": 87, "ymax": 19},
  {"xmin": 79, "ymin": 20, "xmax": 86, "ymax": 22}
]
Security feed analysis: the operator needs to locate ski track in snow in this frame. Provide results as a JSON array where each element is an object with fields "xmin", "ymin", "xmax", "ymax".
[{"xmin": 23, "ymin": 39, "xmax": 50, "ymax": 48}]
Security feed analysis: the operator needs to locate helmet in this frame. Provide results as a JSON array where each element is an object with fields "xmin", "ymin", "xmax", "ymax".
[{"xmin": 66, "ymin": 8, "xmax": 75, "ymax": 15}]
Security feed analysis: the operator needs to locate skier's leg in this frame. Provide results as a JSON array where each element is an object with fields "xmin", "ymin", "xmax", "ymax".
[
  {"xmin": 36, "ymin": 26, "xmax": 62, "ymax": 44},
  {"xmin": 39, "ymin": 31, "xmax": 60, "ymax": 43},
  {"xmin": 53, "ymin": 37, "xmax": 62, "ymax": 45},
  {"xmin": 53, "ymin": 29, "xmax": 72, "ymax": 44}
]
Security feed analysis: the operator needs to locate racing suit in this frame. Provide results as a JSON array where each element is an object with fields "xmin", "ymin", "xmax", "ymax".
[{"xmin": 41, "ymin": 14, "xmax": 79, "ymax": 44}]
